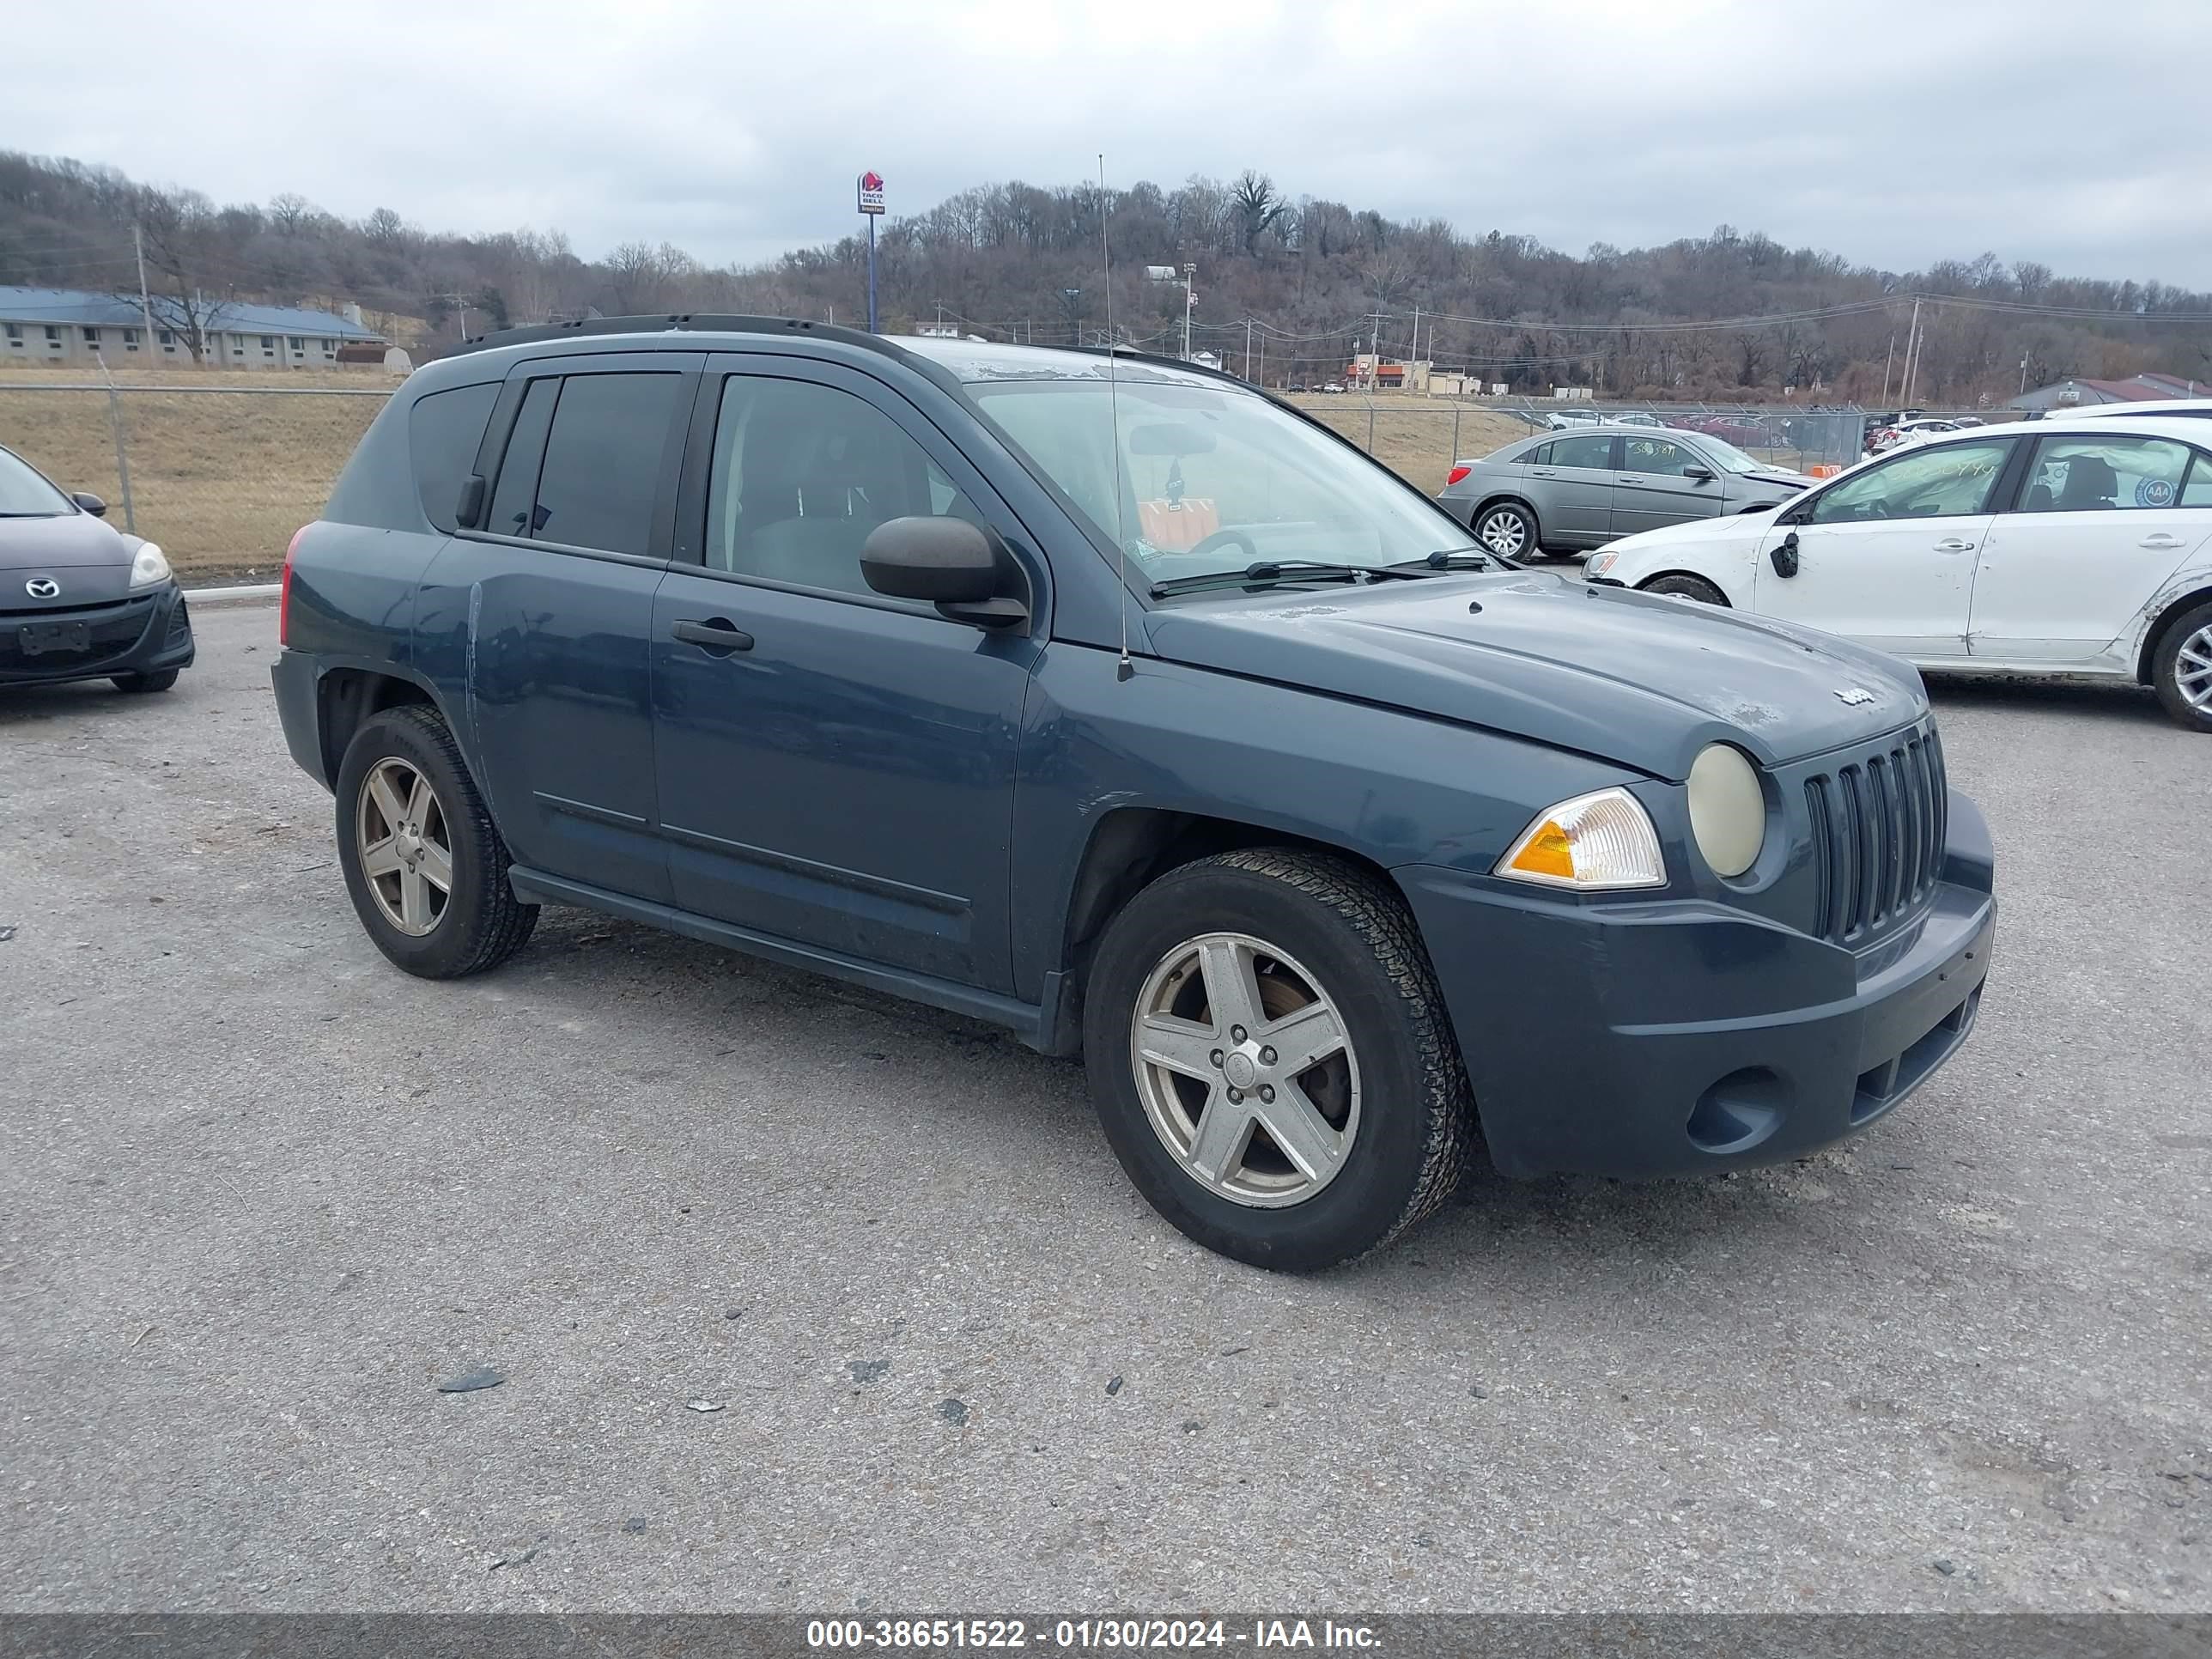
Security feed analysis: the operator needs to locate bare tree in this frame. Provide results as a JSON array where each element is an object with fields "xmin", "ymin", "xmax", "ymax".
[
  {"xmin": 124, "ymin": 185, "xmax": 231, "ymax": 364},
  {"xmin": 268, "ymin": 192, "xmax": 316, "ymax": 235},
  {"xmin": 1231, "ymin": 171, "xmax": 1286, "ymax": 256}
]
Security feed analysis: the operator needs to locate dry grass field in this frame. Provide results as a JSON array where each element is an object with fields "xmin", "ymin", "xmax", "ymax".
[
  {"xmin": 0, "ymin": 368, "xmax": 1531, "ymax": 583},
  {"xmin": 1285, "ymin": 393, "xmax": 1531, "ymax": 490},
  {"xmin": 0, "ymin": 372, "xmax": 393, "ymax": 580}
]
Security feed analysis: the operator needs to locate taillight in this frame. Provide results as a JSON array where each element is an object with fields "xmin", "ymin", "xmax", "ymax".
[
  {"xmin": 280, "ymin": 524, "xmax": 306, "ymax": 646},
  {"xmin": 1445, "ymin": 465, "xmax": 1472, "ymax": 486}
]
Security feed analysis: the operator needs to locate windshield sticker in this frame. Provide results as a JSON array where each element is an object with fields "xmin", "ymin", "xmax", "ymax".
[{"xmin": 2136, "ymin": 477, "xmax": 2176, "ymax": 507}]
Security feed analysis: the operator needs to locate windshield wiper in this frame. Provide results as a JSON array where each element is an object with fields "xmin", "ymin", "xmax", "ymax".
[
  {"xmin": 1147, "ymin": 560, "xmax": 1429, "ymax": 598},
  {"xmin": 1379, "ymin": 547, "xmax": 1494, "ymax": 574}
]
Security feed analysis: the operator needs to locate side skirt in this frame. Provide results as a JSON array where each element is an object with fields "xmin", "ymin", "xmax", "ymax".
[{"xmin": 505, "ymin": 866, "xmax": 1074, "ymax": 1055}]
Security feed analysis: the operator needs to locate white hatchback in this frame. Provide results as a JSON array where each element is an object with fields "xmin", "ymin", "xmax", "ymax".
[{"xmin": 1583, "ymin": 416, "xmax": 2212, "ymax": 730}]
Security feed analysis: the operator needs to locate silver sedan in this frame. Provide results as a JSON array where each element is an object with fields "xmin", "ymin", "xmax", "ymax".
[{"xmin": 1437, "ymin": 424, "xmax": 1816, "ymax": 561}]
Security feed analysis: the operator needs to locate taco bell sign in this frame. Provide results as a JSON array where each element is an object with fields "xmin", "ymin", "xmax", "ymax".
[{"xmin": 857, "ymin": 171, "xmax": 886, "ymax": 216}]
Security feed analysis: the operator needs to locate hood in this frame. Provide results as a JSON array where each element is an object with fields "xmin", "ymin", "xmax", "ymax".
[
  {"xmin": 1610, "ymin": 507, "xmax": 1779, "ymax": 552},
  {"xmin": 1741, "ymin": 466, "xmax": 1813, "ymax": 489},
  {"xmin": 1144, "ymin": 569, "xmax": 1926, "ymax": 781},
  {"xmin": 0, "ymin": 511, "xmax": 129, "ymax": 571}
]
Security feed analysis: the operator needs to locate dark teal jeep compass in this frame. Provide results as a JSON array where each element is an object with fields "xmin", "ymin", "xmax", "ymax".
[{"xmin": 271, "ymin": 316, "xmax": 1996, "ymax": 1269}]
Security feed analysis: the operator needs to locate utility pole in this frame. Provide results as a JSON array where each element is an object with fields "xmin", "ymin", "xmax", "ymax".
[
  {"xmin": 2020, "ymin": 354, "xmax": 2030, "ymax": 396},
  {"xmin": 1880, "ymin": 331, "xmax": 1896, "ymax": 404},
  {"xmin": 1244, "ymin": 317, "xmax": 1253, "ymax": 381},
  {"xmin": 1182, "ymin": 264, "xmax": 1195, "ymax": 362},
  {"xmin": 1901, "ymin": 295, "xmax": 1924, "ymax": 406},
  {"xmin": 1410, "ymin": 303, "xmax": 1420, "ymax": 368},
  {"xmin": 132, "ymin": 224, "xmax": 158, "ymax": 362},
  {"xmin": 1368, "ymin": 311, "xmax": 1382, "ymax": 391}
]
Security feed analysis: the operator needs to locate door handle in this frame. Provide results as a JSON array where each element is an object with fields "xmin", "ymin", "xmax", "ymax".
[
  {"xmin": 671, "ymin": 617, "xmax": 754, "ymax": 653},
  {"xmin": 1528, "ymin": 468, "xmax": 1555, "ymax": 477},
  {"xmin": 2140, "ymin": 534, "xmax": 2185, "ymax": 549},
  {"xmin": 1932, "ymin": 538, "xmax": 1977, "ymax": 554},
  {"xmin": 1617, "ymin": 475, "xmax": 1645, "ymax": 484}
]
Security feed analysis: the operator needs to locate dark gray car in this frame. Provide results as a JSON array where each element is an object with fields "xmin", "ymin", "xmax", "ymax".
[{"xmin": 1437, "ymin": 424, "xmax": 1815, "ymax": 560}]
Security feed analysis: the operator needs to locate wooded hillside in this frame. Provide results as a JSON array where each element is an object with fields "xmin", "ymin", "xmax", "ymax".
[{"xmin": 5, "ymin": 152, "xmax": 2207, "ymax": 404}]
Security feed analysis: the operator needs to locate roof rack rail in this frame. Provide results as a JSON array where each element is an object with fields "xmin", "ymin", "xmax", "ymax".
[
  {"xmin": 448, "ymin": 313, "xmax": 915, "ymax": 364},
  {"xmin": 1048, "ymin": 341, "xmax": 1266, "ymax": 393}
]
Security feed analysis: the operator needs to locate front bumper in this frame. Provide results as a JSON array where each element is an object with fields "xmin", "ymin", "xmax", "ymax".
[
  {"xmin": 1400, "ymin": 790, "xmax": 1996, "ymax": 1178},
  {"xmin": 0, "ymin": 582, "xmax": 195, "ymax": 687}
]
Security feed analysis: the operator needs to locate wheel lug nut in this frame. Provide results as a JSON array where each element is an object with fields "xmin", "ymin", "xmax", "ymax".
[
  {"xmin": 1210, "ymin": 1049, "xmax": 1224, "ymax": 1067},
  {"xmin": 1259, "ymin": 1085, "xmax": 1275, "ymax": 1103},
  {"xmin": 1231, "ymin": 1025, "xmax": 1247, "ymax": 1042},
  {"xmin": 1260, "ymin": 1046, "xmax": 1276, "ymax": 1065},
  {"xmin": 1226, "ymin": 1087, "xmax": 1243, "ymax": 1103}
]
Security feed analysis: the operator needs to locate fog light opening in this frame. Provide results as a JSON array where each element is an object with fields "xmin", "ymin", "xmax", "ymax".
[{"xmin": 1686, "ymin": 1067, "xmax": 1787, "ymax": 1155}]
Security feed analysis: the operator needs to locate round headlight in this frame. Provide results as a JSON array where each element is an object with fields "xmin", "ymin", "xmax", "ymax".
[{"xmin": 1686, "ymin": 744, "xmax": 1765, "ymax": 878}]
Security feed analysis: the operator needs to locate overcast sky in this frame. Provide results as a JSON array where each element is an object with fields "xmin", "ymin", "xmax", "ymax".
[{"xmin": 8, "ymin": 0, "xmax": 2210, "ymax": 289}]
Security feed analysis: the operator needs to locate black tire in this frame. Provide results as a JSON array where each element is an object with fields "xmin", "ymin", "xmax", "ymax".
[
  {"xmin": 1472, "ymin": 501, "xmax": 1542, "ymax": 562},
  {"xmin": 333, "ymin": 704, "xmax": 538, "ymax": 978},
  {"xmin": 1081, "ymin": 848, "xmax": 1475, "ymax": 1271},
  {"xmin": 1641, "ymin": 573, "xmax": 1729, "ymax": 606},
  {"xmin": 2149, "ymin": 599, "xmax": 2212, "ymax": 732},
  {"xmin": 112, "ymin": 669, "xmax": 179, "ymax": 693}
]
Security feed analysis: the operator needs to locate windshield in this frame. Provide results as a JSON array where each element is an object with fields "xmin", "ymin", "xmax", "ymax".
[
  {"xmin": 969, "ymin": 379, "xmax": 1474, "ymax": 585},
  {"xmin": 0, "ymin": 447, "xmax": 74, "ymax": 516},
  {"xmin": 1698, "ymin": 435, "xmax": 1771, "ymax": 474}
]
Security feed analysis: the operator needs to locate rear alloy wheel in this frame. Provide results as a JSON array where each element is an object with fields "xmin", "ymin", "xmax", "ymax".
[
  {"xmin": 1474, "ymin": 501, "xmax": 1539, "ymax": 562},
  {"xmin": 1641, "ymin": 573, "xmax": 1729, "ymax": 606},
  {"xmin": 2151, "ymin": 601, "xmax": 2212, "ymax": 732},
  {"xmin": 334, "ymin": 705, "xmax": 538, "ymax": 977},
  {"xmin": 112, "ymin": 669, "xmax": 179, "ymax": 693},
  {"xmin": 1083, "ymin": 848, "xmax": 1474, "ymax": 1270}
]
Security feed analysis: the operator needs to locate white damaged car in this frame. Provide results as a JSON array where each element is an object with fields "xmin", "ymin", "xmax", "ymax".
[{"xmin": 1582, "ymin": 416, "xmax": 2212, "ymax": 731}]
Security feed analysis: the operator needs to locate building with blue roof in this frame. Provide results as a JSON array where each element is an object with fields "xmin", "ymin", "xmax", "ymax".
[{"xmin": 0, "ymin": 286, "xmax": 390, "ymax": 370}]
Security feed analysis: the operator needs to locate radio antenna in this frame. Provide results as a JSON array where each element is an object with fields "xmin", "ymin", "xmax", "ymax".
[{"xmin": 1098, "ymin": 153, "xmax": 1133, "ymax": 683}]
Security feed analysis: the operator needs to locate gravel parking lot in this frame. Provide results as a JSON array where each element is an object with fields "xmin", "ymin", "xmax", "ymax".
[{"xmin": 3, "ymin": 599, "xmax": 2208, "ymax": 1615}]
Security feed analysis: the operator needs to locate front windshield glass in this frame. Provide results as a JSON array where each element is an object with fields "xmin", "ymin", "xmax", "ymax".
[
  {"xmin": 1698, "ymin": 435, "xmax": 1769, "ymax": 474},
  {"xmin": 968, "ymin": 378, "xmax": 1473, "ymax": 584},
  {"xmin": 0, "ymin": 448, "xmax": 73, "ymax": 516}
]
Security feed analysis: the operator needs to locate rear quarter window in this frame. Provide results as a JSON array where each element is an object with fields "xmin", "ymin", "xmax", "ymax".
[{"xmin": 408, "ymin": 382, "xmax": 501, "ymax": 532}]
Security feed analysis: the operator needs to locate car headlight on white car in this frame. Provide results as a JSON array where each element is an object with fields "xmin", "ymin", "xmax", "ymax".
[
  {"xmin": 1495, "ymin": 787, "xmax": 1667, "ymax": 890},
  {"xmin": 1686, "ymin": 743, "xmax": 1766, "ymax": 878},
  {"xmin": 127, "ymin": 542, "xmax": 172, "ymax": 589},
  {"xmin": 1584, "ymin": 547, "xmax": 1620, "ymax": 578}
]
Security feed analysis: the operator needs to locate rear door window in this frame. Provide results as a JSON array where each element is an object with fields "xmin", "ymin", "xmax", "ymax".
[
  {"xmin": 2020, "ymin": 434, "xmax": 2195, "ymax": 513},
  {"xmin": 408, "ymin": 382, "xmax": 500, "ymax": 532},
  {"xmin": 1550, "ymin": 434, "xmax": 1617, "ymax": 471},
  {"xmin": 531, "ymin": 374, "xmax": 685, "ymax": 556}
]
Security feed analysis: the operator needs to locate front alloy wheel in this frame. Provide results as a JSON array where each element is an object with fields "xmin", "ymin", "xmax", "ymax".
[
  {"xmin": 1131, "ymin": 932, "xmax": 1360, "ymax": 1207},
  {"xmin": 1082, "ymin": 848, "xmax": 1474, "ymax": 1270}
]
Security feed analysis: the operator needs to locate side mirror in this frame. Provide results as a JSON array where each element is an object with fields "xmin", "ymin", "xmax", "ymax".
[
  {"xmin": 1682, "ymin": 467, "xmax": 1715, "ymax": 483},
  {"xmin": 72, "ymin": 492, "xmax": 107, "ymax": 517},
  {"xmin": 860, "ymin": 516, "xmax": 1028, "ymax": 629},
  {"xmin": 1770, "ymin": 531, "xmax": 1802, "ymax": 579}
]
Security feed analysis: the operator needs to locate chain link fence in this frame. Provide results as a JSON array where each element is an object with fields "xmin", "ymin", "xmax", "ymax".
[
  {"xmin": 0, "ymin": 380, "xmax": 392, "ymax": 581},
  {"xmin": 1284, "ymin": 394, "xmax": 1890, "ymax": 483},
  {"xmin": 3, "ymin": 374, "xmax": 1997, "ymax": 584}
]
